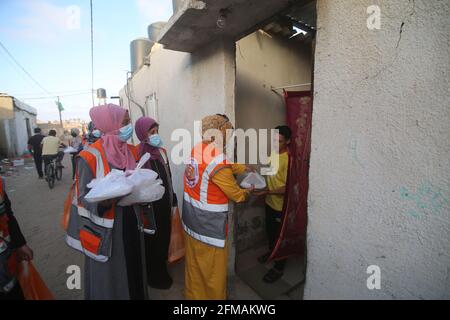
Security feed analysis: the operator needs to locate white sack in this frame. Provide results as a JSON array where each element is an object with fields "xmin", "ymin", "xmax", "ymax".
[{"xmin": 240, "ymin": 172, "xmax": 267, "ymax": 189}]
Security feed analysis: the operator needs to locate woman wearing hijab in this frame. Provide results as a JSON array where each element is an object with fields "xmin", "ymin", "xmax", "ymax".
[
  {"xmin": 182, "ymin": 114, "xmax": 254, "ymax": 300},
  {"xmin": 135, "ymin": 117, "xmax": 177, "ymax": 289},
  {"xmin": 86, "ymin": 121, "xmax": 102, "ymax": 145},
  {"xmin": 65, "ymin": 104, "xmax": 144, "ymax": 300}
]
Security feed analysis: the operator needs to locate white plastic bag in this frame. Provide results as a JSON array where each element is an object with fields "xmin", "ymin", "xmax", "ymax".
[
  {"xmin": 117, "ymin": 153, "xmax": 165, "ymax": 206},
  {"xmin": 240, "ymin": 172, "xmax": 267, "ymax": 189},
  {"xmin": 125, "ymin": 168, "xmax": 158, "ymax": 186},
  {"xmin": 118, "ymin": 179, "xmax": 165, "ymax": 206},
  {"xmin": 64, "ymin": 146, "xmax": 78, "ymax": 154},
  {"xmin": 85, "ymin": 169, "xmax": 134, "ymax": 203}
]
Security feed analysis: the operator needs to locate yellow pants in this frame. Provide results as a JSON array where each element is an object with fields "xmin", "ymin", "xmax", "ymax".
[{"xmin": 184, "ymin": 233, "xmax": 228, "ymax": 300}]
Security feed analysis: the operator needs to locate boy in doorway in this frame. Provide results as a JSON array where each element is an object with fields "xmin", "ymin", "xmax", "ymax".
[{"xmin": 254, "ymin": 125, "xmax": 291, "ymax": 283}]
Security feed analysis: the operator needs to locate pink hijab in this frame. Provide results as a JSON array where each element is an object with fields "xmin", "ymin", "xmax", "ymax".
[
  {"xmin": 135, "ymin": 117, "xmax": 163, "ymax": 166},
  {"xmin": 89, "ymin": 104, "xmax": 136, "ymax": 170}
]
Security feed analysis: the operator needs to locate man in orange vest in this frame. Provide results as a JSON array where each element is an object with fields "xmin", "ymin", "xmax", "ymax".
[
  {"xmin": 0, "ymin": 177, "xmax": 34, "ymax": 300},
  {"xmin": 182, "ymin": 114, "xmax": 254, "ymax": 300}
]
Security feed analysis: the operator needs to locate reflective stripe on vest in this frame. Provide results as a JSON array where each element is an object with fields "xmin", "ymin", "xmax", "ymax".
[
  {"xmin": 74, "ymin": 145, "xmax": 113, "ymax": 229},
  {"xmin": 65, "ymin": 142, "xmax": 114, "ymax": 263},
  {"xmin": 0, "ymin": 234, "xmax": 10, "ymax": 255},
  {"xmin": 182, "ymin": 146, "xmax": 230, "ymax": 248},
  {"xmin": 199, "ymin": 153, "xmax": 229, "ymax": 208},
  {"xmin": 1, "ymin": 278, "xmax": 16, "ymax": 294},
  {"xmin": 182, "ymin": 222, "xmax": 225, "ymax": 248},
  {"xmin": 65, "ymin": 234, "xmax": 108, "ymax": 263},
  {"xmin": 85, "ymin": 146, "xmax": 106, "ymax": 179},
  {"xmin": 183, "ymin": 193, "xmax": 228, "ymax": 212},
  {"xmin": 0, "ymin": 179, "xmax": 9, "ymax": 255}
]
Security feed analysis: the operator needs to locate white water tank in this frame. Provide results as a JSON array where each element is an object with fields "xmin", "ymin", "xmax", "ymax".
[
  {"xmin": 130, "ymin": 38, "xmax": 153, "ymax": 74},
  {"xmin": 147, "ymin": 22, "xmax": 167, "ymax": 43},
  {"xmin": 96, "ymin": 88, "xmax": 106, "ymax": 99}
]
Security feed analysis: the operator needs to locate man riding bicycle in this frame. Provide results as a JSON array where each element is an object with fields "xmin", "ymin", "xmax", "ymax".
[{"xmin": 41, "ymin": 130, "xmax": 66, "ymax": 176}]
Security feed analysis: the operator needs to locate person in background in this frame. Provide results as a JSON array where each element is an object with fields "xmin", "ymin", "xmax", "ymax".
[
  {"xmin": 65, "ymin": 104, "xmax": 145, "ymax": 300},
  {"xmin": 135, "ymin": 116, "xmax": 178, "ymax": 290},
  {"xmin": 86, "ymin": 121, "xmax": 101, "ymax": 145},
  {"xmin": 0, "ymin": 177, "xmax": 34, "ymax": 300},
  {"xmin": 68, "ymin": 128, "xmax": 83, "ymax": 179},
  {"xmin": 42, "ymin": 130, "xmax": 66, "ymax": 177},
  {"xmin": 254, "ymin": 125, "xmax": 291, "ymax": 283},
  {"xmin": 27, "ymin": 128, "xmax": 45, "ymax": 179},
  {"xmin": 182, "ymin": 114, "xmax": 254, "ymax": 300}
]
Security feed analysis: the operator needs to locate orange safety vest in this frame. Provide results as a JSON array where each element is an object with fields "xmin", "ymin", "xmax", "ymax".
[
  {"xmin": 0, "ymin": 178, "xmax": 10, "ymax": 255},
  {"xmin": 65, "ymin": 139, "xmax": 140, "ymax": 262},
  {"xmin": 0, "ymin": 178, "xmax": 16, "ymax": 293},
  {"xmin": 182, "ymin": 142, "xmax": 231, "ymax": 248}
]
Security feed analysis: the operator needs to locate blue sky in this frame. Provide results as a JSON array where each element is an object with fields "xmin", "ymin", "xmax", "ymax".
[{"xmin": 0, "ymin": 0, "xmax": 172, "ymax": 121}]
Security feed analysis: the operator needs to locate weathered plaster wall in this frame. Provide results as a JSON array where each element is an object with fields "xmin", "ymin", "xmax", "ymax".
[
  {"xmin": 234, "ymin": 30, "xmax": 312, "ymax": 254},
  {"xmin": 304, "ymin": 0, "xmax": 450, "ymax": 299},
  {"xmin": 13, "ymin": 109, "xmax": 36, "ymax": 156},
  {"xmin": 0, "ymin": 119, "xmax": 13, "ymax": 157}
]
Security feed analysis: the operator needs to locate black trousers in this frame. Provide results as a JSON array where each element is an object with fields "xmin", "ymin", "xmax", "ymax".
[
  {"xmin": 265, "ymin": 204, "xmax": 287, "ymax": 271},
  {"xmin": 43, "ymin": 152, "xmax": 64, "ymax": 174},
  {"xmin": 33, "ymin": 153, "xmax": 43, "ymax": 178},
  {"xmin": 71, "ymin": 152, "xmax": 80, "ymax": 180},
  {"xmin": 0, "ymin": 283, "xmax": 25, "ymax": 301}
]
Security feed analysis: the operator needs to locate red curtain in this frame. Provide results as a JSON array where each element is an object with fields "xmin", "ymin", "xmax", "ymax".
[{"xmin": 269, "ymin": 91, "xmax": 312, "ymax": 261}]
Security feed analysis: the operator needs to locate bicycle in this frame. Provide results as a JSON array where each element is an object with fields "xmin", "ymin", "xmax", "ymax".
[{"xmin": 45, "ymin": 156, "xmax": 63, "ymax": 189}]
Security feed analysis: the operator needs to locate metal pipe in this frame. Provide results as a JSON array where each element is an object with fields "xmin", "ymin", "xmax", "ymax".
[{"xmin": 271, "ymin": 83, "xmax": 312, "ymax": 91}]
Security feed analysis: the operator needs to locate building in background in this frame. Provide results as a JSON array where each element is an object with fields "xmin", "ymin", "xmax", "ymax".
[
  {"xmin": 37, "ymin": 118, "xmax": 88, "ymax": 136},
  {"xmin": 0, "ymin": 94, "xmax": 38, "ymax": 158}
]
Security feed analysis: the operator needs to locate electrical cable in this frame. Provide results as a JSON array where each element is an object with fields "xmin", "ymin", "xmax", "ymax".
[
  {"xmin": 18, "ymin": 91, "xmax": 93, "ymax": 100},
  {"xmin": 0, "ymin": 40, "xmax": 52, "ymax": 95}
]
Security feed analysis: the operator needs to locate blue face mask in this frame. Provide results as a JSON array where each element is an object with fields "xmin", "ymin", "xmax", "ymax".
[
  {"xmin": 118, "ymin": 124, "xmax": 133, "ymax": 142},
  {"xmin": 148, "ymin": 134, "xmax": 163, "ymax": 147},
  {"xmin": 92, "ymin": 129, "xmax": 101, "ymax": 138}
]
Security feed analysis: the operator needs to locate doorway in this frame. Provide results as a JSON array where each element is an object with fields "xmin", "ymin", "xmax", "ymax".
[
  {"xmin": 233, "ymin": 0, "xmax": 316, "ymax": 300},
  {"xmin": 25, "ymin": 118, "xmax": 32, "ymax": 138}
]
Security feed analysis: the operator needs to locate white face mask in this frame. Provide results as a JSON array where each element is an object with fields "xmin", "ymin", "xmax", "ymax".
[
  {"xmin": 92, "ymin": 129, "xmax": 101, "ymax": 138},
  {"xmin": 118, "ymin": 123, "xmax": 133, "ymax": 142},
  {"xmin": 147, "ymin": 134, "xmax": 163, "ymax": 147}
]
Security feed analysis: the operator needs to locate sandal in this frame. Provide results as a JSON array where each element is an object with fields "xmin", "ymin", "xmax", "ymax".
[{"xmin": 263, "ymin": 268, "xmax": 284, "ymax": 283}]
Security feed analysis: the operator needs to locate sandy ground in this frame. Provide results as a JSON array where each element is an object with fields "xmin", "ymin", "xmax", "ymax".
[
  {"xmin": 3, "ymin": 156, "xmax": 298, "ymax": 300},
  {"xmin": 4, "ymin": 156, "xmax": 83, "ymax": 300}
]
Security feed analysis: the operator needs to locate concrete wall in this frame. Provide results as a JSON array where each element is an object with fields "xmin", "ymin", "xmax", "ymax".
[
  {"xmin": 304, "ymin": 0, "xmax": 450, "ymax": 299},
  {"xmin": 120, "ymin": 39, "xmax": 236, "ymax": 204},
  {"xmin": 234, "ymin": 30, "xmax": 312, "ymax": 254},
  {"xmin": 0, "ymin": 109, "xmax": 37, "ymax": 158},
  {"xmin": 13, "ymin": 108, "xmax": 37, "ymax": 156},
  {"xmin": 0, "ymin": 119, "xmax": 13, "ymax": 157}
]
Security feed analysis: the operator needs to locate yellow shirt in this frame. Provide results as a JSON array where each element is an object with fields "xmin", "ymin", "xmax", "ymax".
[
  {"xmin": 265, "ymin": 151, "xmax": 289, "ymax": 211},
  {"xmin": 41, "ymin": 136, "xmax": 61, "ymax": 155},
  {"xmin": 211, "ymin": 164, "xmax": 249, "ymax": 203}
]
